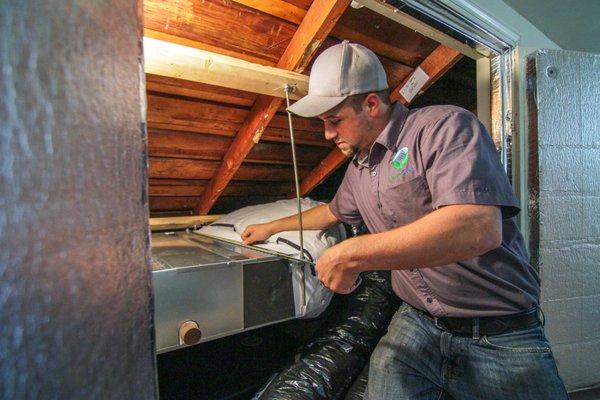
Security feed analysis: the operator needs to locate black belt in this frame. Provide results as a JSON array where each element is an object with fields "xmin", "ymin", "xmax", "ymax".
[{"xmin": 420, "ymin": 307, "xmax": 540, "ymax": 337}]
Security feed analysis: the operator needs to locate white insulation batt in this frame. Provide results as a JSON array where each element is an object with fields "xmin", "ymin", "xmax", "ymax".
[{"xmin": 197, "ymin": 198, "xmax": 347, "ymax": 318}]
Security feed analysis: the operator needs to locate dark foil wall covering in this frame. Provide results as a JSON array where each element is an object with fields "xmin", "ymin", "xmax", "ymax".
[
  {"xmin": 0, "ymin": 1, "xmax": 156, "ymax": 399},
  {"xmin": 527, "ymin": 50, "xmax": 600, "ymax": 391}
]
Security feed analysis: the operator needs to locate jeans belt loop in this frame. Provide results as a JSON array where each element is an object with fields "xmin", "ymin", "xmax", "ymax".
[
  {"xmin": 433, "ymin": 316, "xmax": 444, "ymax": 331},
  {"xmin": 472, "ymin": 317, "xmax": 480, "ymax": 340}
]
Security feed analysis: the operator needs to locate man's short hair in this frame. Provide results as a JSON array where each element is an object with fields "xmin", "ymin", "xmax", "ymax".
[{"xmin": 344, "ymin": 90, "xmax": 391, "ymax": 113}]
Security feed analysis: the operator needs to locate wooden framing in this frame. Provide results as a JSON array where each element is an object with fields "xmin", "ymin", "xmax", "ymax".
[
  {"xmin": 298, "ymin": 43, "xmax": 462, "ymax": 195},
  {"xmin": 149, "ymin": 215, "xmax": 221, "ymax": 231},
  {"xmin": 231, "ymin": 0, "xmax": 430, "ymax": 68},
  {"xmin": 299, "ymin": 149, "xmax": 348, "ymax": 196},
  {"xmin": 195, "ymin": 0, "xmax": 352, "ymax": 215},
  {"xmin": 390, "ymin": 44, "xmax": 462, "ymax": 105},
  {"xmin": 356, "ymin": 0, "xmax": 482, "ymax": 60},
  {"xmin": 143, "ymin": 0, "xmax": 477, "ymax": 214},
  {"xmin": 144, "ymin": 37, "xmax": 309, "ymax": 100},
  {"xmin": 231, "ymin": 0, "xmax": 305, "ymax": 25}
]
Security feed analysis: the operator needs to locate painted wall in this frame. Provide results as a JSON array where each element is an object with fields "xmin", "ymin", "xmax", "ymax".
[
  {"xmin": 0, "ymin": 1, "xmax": 157, "ymax": 399},
  {"xmin": 504, "ymin": 0, "xmax": 600, "ymax": 54}
]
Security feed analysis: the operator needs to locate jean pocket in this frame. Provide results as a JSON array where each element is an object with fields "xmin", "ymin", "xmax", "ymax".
[{"xmin": 479, "ymin": 326, "xmax": 552, "ymax": 353}]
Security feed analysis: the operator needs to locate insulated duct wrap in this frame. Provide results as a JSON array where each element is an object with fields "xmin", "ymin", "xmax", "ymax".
[
  {"xmin": 490, "ymin": 53, "xmax": 514, "ymax": 174},
  {"xmin": 253, "ymin": 271, "xmax": 400, "ymax": 400}
]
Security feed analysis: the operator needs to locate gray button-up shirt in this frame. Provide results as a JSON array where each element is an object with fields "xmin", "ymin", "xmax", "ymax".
[{"xmin": 329, "ymin": 103, "xmax": 539, "ymax": 317}]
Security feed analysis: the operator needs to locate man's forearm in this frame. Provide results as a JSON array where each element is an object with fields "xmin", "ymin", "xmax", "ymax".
[
  {"xmin": 266, "ymin": 203, "xmax": 340, "ymax": 234},
  {"xmin": 341, "ymin": 204, "xmax": 502, "ymax": 273}
]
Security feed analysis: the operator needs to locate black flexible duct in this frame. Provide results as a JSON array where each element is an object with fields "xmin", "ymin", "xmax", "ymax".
[{"xmin": 253, "ymin": 270, "xmax": 400, "ymax": 400}]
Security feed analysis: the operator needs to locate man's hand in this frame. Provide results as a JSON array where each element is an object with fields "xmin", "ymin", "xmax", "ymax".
[
  {"xmin": 315, "ymin": 239, "xmax": 362, "ymax": 294},
  {"xmin": 241, "ymin": 223, "xmax": 273, "ymax": 245}
]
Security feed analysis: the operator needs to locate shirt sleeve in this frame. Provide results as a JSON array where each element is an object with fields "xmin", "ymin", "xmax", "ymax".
[
  {"xmin": 329, "ymin": 165, "xmax": 364, "ymax": 226},
  {"xmin": 420, "ymin": 110, "xmax": 520, "ymax": 219}
]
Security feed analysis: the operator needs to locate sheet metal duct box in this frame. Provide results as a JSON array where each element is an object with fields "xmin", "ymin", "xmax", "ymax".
[{"xmin": 152, "ymin": 232, "xmax": 296, "ymax": 353}]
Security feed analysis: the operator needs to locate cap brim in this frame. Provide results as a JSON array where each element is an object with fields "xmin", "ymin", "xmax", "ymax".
[{"xmin": 286, "ymin": 94, "xmax": 348, "ymax": 118}]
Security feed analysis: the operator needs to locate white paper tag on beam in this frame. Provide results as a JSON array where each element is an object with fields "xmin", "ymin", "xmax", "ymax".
[{"xmin": 399, "ymin": 67, "xmax": 430, "ymax": 103}]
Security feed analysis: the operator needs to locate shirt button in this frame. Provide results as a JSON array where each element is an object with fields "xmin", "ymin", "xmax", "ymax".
[
  {"xmin": 426, "ymin": 297, "xmax": 433, "ymax": 304},
  {"xmin": 371, "ymin": 171, "xmax": 377, "ymax": 176},
  {"xmin": 409, "ymin": 268, "xmax": 415, "ymax": 272}
]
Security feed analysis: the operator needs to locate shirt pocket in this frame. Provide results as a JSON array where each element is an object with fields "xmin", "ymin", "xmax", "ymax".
[{"xmin": 379, "ymin": 174, "xmax": 431, "ymax": 228}]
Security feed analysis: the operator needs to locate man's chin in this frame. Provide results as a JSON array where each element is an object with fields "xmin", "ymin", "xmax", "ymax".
[{"xmin": 339, "ymin": 145, "xmax": 357, "ymax": 158}]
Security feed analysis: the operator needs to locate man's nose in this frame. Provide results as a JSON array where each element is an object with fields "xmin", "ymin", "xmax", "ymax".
[{"xmin": 324, "ymin": 126, "xmax": 336, "ymax": 141}]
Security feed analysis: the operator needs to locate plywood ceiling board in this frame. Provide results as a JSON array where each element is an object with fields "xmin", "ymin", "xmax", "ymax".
[
  {"xmin": 148, "ymin": 130, "xmax": 232, "ymax": 161},
  {"xmin": 146, "ymin": 74, "xmax": 257, "ymax": 107},
  {"xmin": 150, "ymin": 157, "xmax": 311, "ymax": 181},
  {"xmin": 147, "ymin": 94, "xmax": 246, "ymax": 136},
  {"xmin": 144, "ymin": 0, "xmax": 295, "ymax": 64},
  {"xmin": 150, "ymin": 197, "xmax": 200, "ymax": 211}
]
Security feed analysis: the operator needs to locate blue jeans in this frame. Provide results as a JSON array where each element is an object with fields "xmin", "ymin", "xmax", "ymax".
[{"xmin": 365, "ymin": 303, "xmax": 568, "ymax": 400}]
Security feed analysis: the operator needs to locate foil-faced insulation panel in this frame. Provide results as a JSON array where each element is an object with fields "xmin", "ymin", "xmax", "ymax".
[
  {"xmin": 0, "ymin": 1, "xmax": 156, "ymax": 399},
  {"xmin": 527, "ymin": 49, "xmax": 600, "ymax": 391}
]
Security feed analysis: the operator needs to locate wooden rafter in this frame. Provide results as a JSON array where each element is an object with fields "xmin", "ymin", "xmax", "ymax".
[
  {"xmin": 232, "ymin": 0, "xmax": 426, "ymax": 67},
  {"xmin": 298, "ymin": 44, "xmax": 462, "ymax": 196},
  {"xmin": 144, "ymin": 28, "xmax": 277, "ymax": 67},
  {"xmin": 389, "ymin": 44, "xmax": 462, "ymax": 105},
  {"xmin": 232, "ymin": 0, "xmax": 305, "ymax": 24},
  {"xmin": 144, "ymin": 37, "xmax": 309, "ymax": 100},
  {"xmin": 195, "ymin": 0, "xmax": 352, "ymax": 215},
  {"xmin": 299, "ymin": 150, "xmax": 348, "ymax": 196},
  {"xmin": 357, "ymin": 0, "xmax": 482, "ymax": 60}
]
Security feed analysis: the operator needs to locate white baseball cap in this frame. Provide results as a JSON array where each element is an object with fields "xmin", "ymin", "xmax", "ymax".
[{"xmin": 287, "ymin": 41, "xmax": 388, "ymax": 118}]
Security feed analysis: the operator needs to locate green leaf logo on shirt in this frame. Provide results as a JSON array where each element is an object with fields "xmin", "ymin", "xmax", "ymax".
[{"xmin": 391, "ymin": 147, "xmax": 410, "ymax": 170}]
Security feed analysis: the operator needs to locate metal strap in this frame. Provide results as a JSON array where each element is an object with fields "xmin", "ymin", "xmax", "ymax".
[{"xmin": 284, "ymin": 84, "xmax": 307, "ymax": 309}]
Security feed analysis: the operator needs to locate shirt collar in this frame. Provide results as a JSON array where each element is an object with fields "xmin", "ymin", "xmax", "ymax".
[
  {"xmin": 352, "ymin": 103, "xmax": 410, "ymax": 168},
  {"xmin": 374, "ymin": 102, "xmax": 410, "ymax": 151}
]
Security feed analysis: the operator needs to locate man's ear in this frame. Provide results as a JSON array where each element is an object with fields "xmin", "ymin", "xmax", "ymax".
[{"xmin": 363, "ymin": 93, "xmax": 381, "ymax": 116}]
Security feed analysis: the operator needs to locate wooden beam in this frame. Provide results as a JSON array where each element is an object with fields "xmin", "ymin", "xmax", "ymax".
[
  {"xmin": 299, "ymin": 149, "xmax": 348, "ymax": 196},
  {"xmin": 232, "ymin": 0, "xmax": 425, "ymax": 67},
  {"xmin": 356, "ymin": 0, "xmax": 482, "ymax": 60},
  {"xmin": 232, "ymin": 0, "xmax": 305, "ymax": 24},
  {"xmin": 143, "ymin": 28, "xmax": 276, "ymax": 67},
  {"xmin": 150, "ymin": 181, "xmax": 295, "ymax": 197},
  {"xmin": 146, "ymin": 74, "xmax": 256, "ymax": 107},
  {"xmin": 195, "ymin": 0, "xmax": 352, "ymax": 215},
  {"xmin": 149, "ymin": 215, "xmax": 222, "ymax": 231},
  {"xmin": 151, "ymin": 157, "xmax": 311, "ymax": 181},
  {"xmin": 144, "ymin": 37, "xmax": 309, "ymax": 100},
  {"xmin": 146, "ymin": 93, "xmax": 330, "ymax": 146},
  {"xmin": 144, "ymin": 0, "xmax": 299, "ymax": 66},
  {"xmin": 148, "ymin": 129, "xmax": 331, "ymax": 166},
  {"xmin": 299, "ymin": 44, "xmax": 462, "ymax": 195},
  {"xmin": 389, "ymin": 44, "xmax": 462, "ymax": 105}
]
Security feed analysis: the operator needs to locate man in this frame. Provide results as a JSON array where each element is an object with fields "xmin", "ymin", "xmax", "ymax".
[{"xmin": 242, "ymin": 41, "xmax": 567, "ymax": 399}]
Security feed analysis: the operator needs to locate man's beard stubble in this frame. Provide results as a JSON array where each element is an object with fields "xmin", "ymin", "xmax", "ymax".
[{"xmin": 340, "ymin": 145, "xmax": 358, "ymax": 158}]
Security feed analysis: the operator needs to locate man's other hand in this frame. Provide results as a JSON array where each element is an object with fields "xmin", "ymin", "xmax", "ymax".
[
  {"xmin": 316, "ymin": 240, "xmax": 362, "ymax": 294},
  {"xmin": 241, "ymin": 223, "xmax": 273, "ymax": 245}
]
